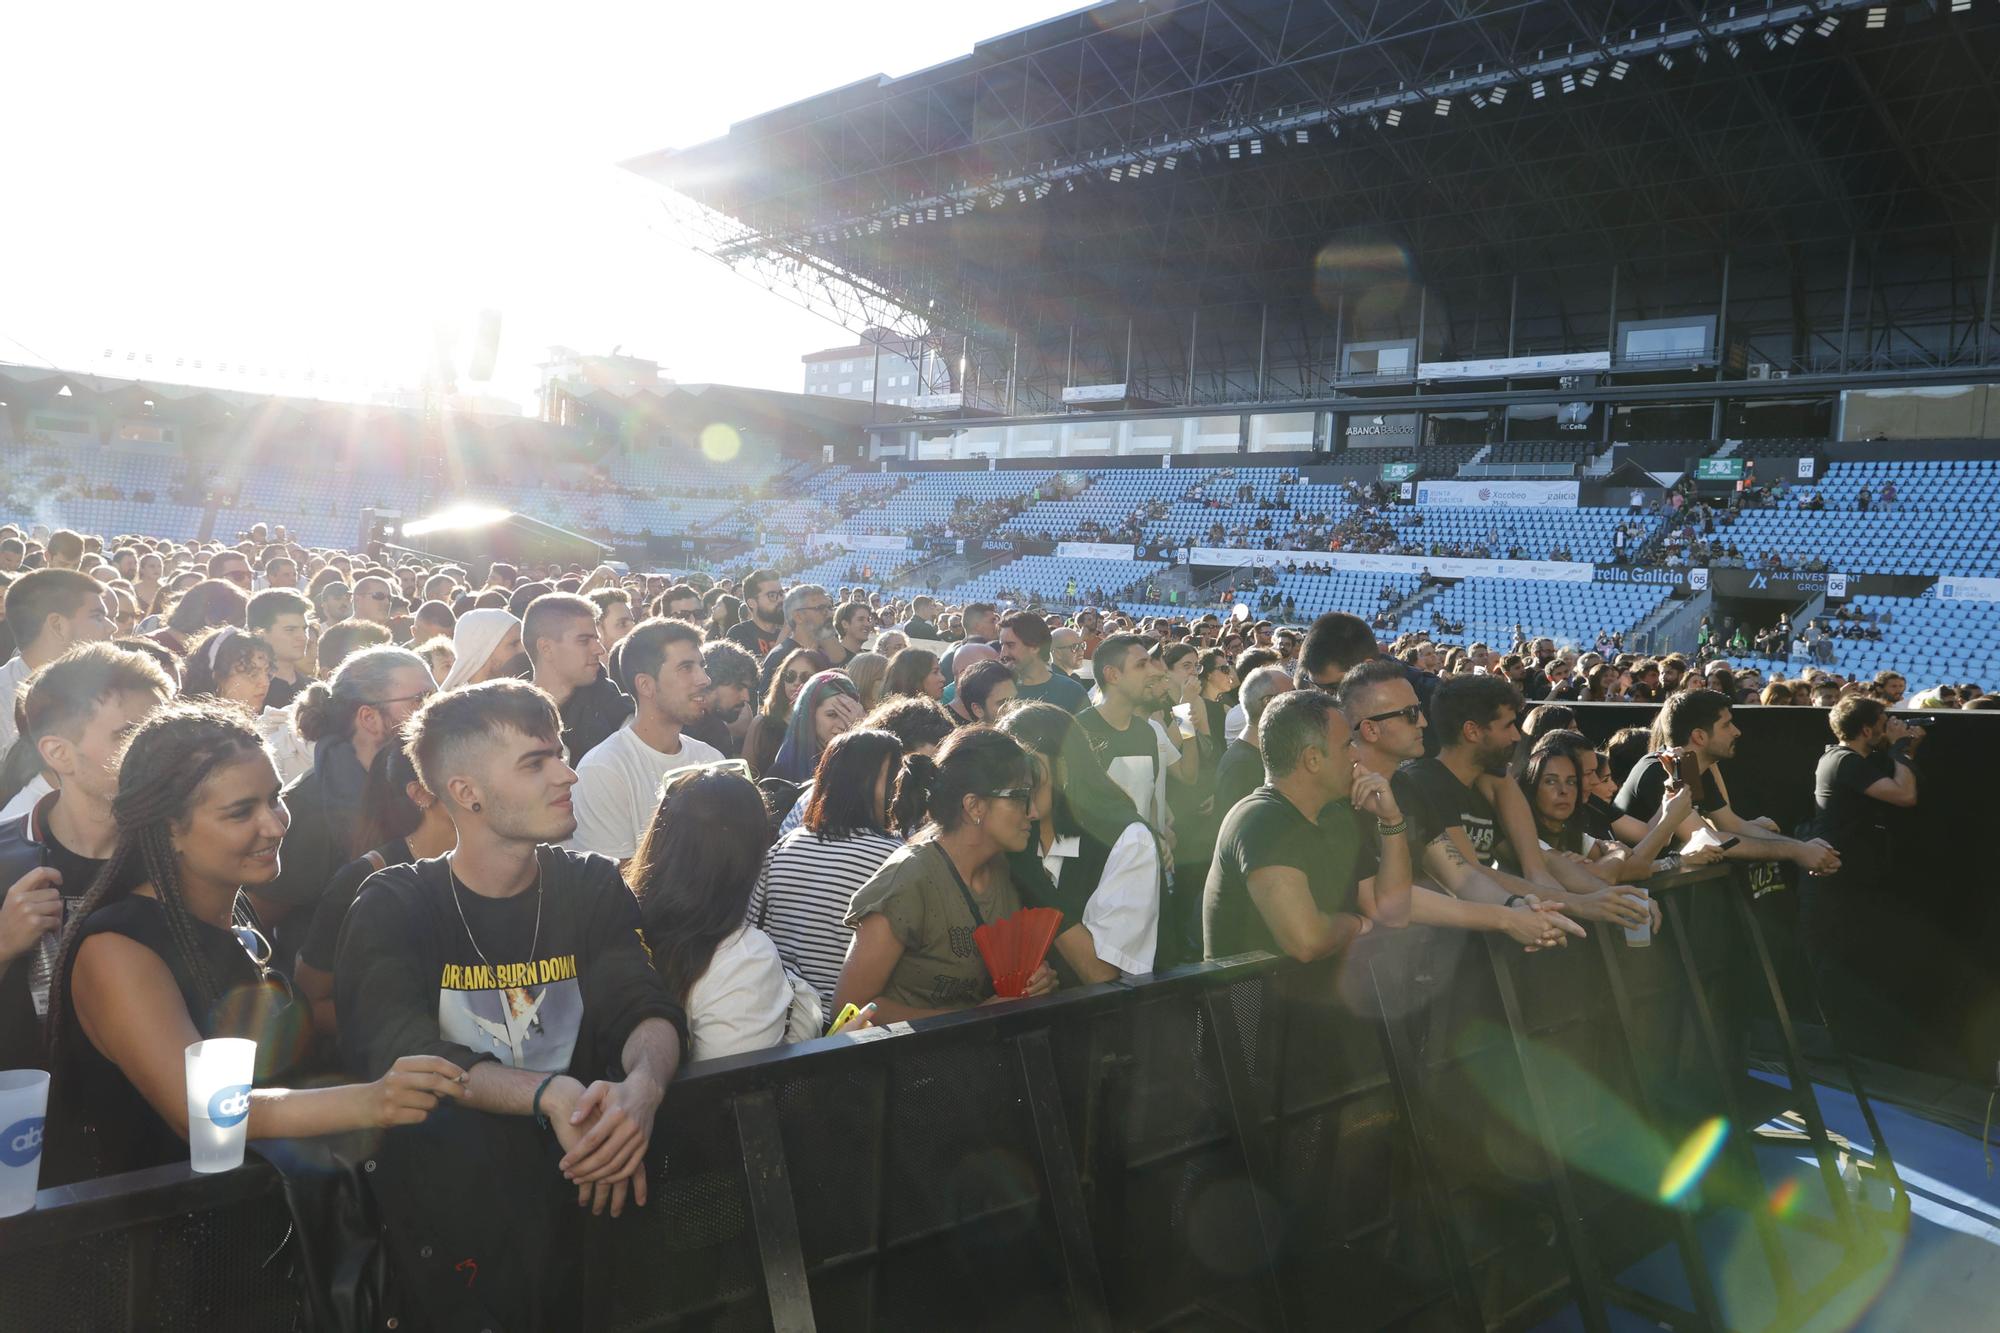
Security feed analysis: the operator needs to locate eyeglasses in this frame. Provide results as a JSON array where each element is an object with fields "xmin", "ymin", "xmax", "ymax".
[
  {"xmin": 1364, "ymin": 704, "xmax": 1423, "ymax": 726},
  {"xmin": 781, "ymin": 671, "xmax": 814, "ymax": 686},
  {"xmin": 366, "ymin": 690, "xmax": 433, "ymax": 710},
  {"xmin": 981, "ymin": 787, "xmax": 1034, "ymax": 808}
]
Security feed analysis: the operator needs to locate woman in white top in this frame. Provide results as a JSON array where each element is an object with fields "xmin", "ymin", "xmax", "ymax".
[
  {"xmin": 629, "ymin": 763, "xmax": 813, "ymax": 1062},
  {"xmin": 752, "ymin": 728, "xmax": 909, "ymax": 1006},
  {"xmin": 999, "ymin": 702, "xmax": 1162, "ymax": 982}
]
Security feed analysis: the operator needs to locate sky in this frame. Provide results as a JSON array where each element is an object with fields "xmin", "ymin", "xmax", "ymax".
[{"xmin": 0, "ymin": 1, "xmax": 1077, "ymax": 412}]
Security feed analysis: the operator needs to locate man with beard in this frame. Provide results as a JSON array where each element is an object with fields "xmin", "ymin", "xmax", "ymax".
[
  {"xmin": 998, "ymin": 610, "xmax": 1089, "ymax": 713},
  {"xmin": 336, "ymin": 680, "xmax": 683, "ymax": 1329},
  {"xmin": 683, "ymin": 639, "xmax": 758, "ymax": 758},
  {"xmin": 1077, "ymin": 634, "xmax": 1194, "ymax": 829},
  {"xmin": 1616, "ymin": 688, "xmax": 1843, "ymax": 873},
  {"xmin": 565, "ymin": 619, "xmax": 718, "ymax": 863},
  {"xmin": 758, "ymin": 584, "xmax": 834, "ymax": 690},
  {"xmin": 523, "ymin": 593, "xmax": 631, "ymax": 766}
]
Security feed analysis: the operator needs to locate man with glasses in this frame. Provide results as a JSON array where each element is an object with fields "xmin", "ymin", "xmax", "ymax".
[
  {"xmin": 567, "ymin": 619, "xmax": 718, "ymax": 862},
  {"xmin": 207, "ymin": 550, "xmax": 254, "ymax": 591},
  {"xmin": 522, "ymin": 593, "xmax": 632, "ymax": 767},
  {"xmin": 0, "ymin": 571, "xmax": 118, "ymax": 754},
  {"xmin": 352, "ymin": 575, "xmax": 396, "ymax": 626},
  {"xmin": 1048, "ymin": 626, "xmax": 1086, "ymax": 682},
  {"xmin": 726, "ymin": 569, "xmax": 787, "ymax": 659},
  {"xmin": 1338, "ymin": 660, "xmax": 1583, "ymax": 951},
  {"xmin": 758, "ymin": 584, "xmax": 834, "ymax": 691}
]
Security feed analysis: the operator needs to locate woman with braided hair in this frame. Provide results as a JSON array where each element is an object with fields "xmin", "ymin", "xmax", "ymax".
[{"xmin": 43, "ymin": 701, "xmax": 467, "ymax": 1184}]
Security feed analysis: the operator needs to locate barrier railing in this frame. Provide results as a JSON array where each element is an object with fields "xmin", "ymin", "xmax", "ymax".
[{"xmin": 0, "ymin": 860, "xmax": 1916, "ymax": 1331}]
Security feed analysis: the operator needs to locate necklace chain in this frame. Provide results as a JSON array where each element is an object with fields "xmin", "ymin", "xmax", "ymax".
[{"xmin": 448, "ymin": 852, "xmax": 543, "ymax": 974}]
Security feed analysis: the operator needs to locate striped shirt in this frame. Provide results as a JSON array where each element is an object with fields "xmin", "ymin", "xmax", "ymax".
[{"xmin": 751, "ymin": 828, "xmax": 906, "ymax": 1006}]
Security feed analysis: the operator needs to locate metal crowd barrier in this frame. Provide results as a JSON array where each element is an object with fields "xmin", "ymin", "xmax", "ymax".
[{"xmin": 0, "ymin": 864, "xmax": 1911, "ymax": 1332}]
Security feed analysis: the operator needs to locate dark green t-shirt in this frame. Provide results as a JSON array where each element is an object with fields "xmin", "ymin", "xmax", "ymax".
[{"xmin": 1202, "ymin": 786, "xmax": 1360, "ymax": 960}]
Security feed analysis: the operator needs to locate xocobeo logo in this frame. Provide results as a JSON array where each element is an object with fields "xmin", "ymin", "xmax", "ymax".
[
  {"xmin": 207, "ymin": 1084, "xmax": 253, "ymax": 1128},
  {"xmin": 0, "ymin": 1116, "xmax": 44, "ymax": 1167}
]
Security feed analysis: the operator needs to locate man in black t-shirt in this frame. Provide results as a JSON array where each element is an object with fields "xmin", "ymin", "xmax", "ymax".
[
  {"xmin": 758, "ymin": 584, "xmax": 835, "ymax": 690},
  {"xmin": 1614, "ymin": 689, "xmax": 1840, "ymax": 875},
  {"xmin": 1204, "ymin": 690, "xmax": 1408, "ymax": 960},
  {"xmin": 337, "ymin": 680, "xmax": 683, "ymax": 1329},
  {"xmin": 0, "ymin": 644, "xmax": 170, "ymax": 1070},
  {"xmin": 1338, "ymin": 661, "xmax": 1580, "ymax": 950},
  {"xmin": 1214, "ymin": 665, "xmax": 1292, "ymax": 815},
  {"xmin": 725, "ymin": 569, "xmax": 787, "ymax": 660}
]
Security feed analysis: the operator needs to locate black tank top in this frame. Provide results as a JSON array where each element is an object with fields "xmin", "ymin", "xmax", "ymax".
[{"xmin": 46, "ymin": 895, "xmax": 305, "ymax": 1185}]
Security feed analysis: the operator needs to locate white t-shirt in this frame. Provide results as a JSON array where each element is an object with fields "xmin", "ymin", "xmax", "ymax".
[
  {"xmin": 1039, "ymin": 822, "xmax": 1160, "ymax": 976},
  {"xmin": 564, "ymin": 720, "xmax": 723, "ymax": 860},
  {"xmin": 0, "ymin": 655, "xmax": 33, "ymax": 755},
  {"xmin": 0, "ymin": 774, "xmax": 51, "ymax": 823},
  {"xmin": 1098, "ymin": 718, "xmax": 1180, "ymax": 829},
  {"xmin": 684, "ymin": 924, "xmax": 794, "ymax": 1062},
  {"xmin": 1223, "ymin": 702, "xmax": 1248, "ymax": 744}
]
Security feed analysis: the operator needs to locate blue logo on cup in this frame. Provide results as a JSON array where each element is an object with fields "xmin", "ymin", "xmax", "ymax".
[
  {"xmin": 207, "ymin": 1084, "xmax": 253, "ymax": 1128},
  {"xmin": 0, "ymin": 1116, "xmax": 43, "ymax": 1168}
]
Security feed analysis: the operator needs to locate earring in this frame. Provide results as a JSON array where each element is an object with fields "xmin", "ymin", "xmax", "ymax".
[{"xmin": 470, "ymin": 802, "xmax": 482, "ymax": 813}]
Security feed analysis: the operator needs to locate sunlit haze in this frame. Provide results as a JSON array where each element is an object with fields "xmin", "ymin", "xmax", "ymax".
[{"xmin": 2, "ymin": 1, "xmax": 1074, "ymax": 411}]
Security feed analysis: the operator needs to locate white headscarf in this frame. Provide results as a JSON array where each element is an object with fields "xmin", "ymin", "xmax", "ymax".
[{"xmin": 440, "ymin": 608, "xmax": 520, "ymax": 692}]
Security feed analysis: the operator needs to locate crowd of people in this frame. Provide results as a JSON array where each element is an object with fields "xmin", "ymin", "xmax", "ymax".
[{"xmin": 0, "ymin": 513, "xmax": 1955, "ymax": 1324}]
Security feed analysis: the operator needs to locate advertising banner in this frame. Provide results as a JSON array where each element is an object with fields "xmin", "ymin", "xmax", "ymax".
[
  {"xmin": 1417, "ymin": 351, "xmax": 1611, "ymax": 381},
  {"xmin": 1694, "ymin": 458, "xmax": 1745, "ymax": 481},
  {"xmin": 1704, "ymin": 568, "xmax": 1932, "ymax": 600},
  {"xmin": 1186, "ymin": 547, "xmax": 1594, "ymax": 583},
  {"xmin": 1591, "ymin": 566, "xmax": 1691, "ymax": 588},
  {"xmin": 807, "ymin": 532, "xmax": 911, "ymax": 553},
  {"xmin": 1055, "ymin": 541, "xmax": 1137, "ymax": 561},
  {"xmin": 1413, "ymin": 480, "xmax": 1581, "ymax": 509},
  {"xmin": 1933, "ymin": 576, "xmax": 2000, "ymax": 602}
]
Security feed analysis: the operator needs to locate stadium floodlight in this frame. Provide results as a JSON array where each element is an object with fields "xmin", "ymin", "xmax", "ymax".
[
  {"xmin": 1249, "ymin": 137, "xmax": 1263, "ymax": 154},
  {"xmin": 1609, "ymin": 59, "xmax": 1630, "ymax": 79},
  {"xmin": 1064, "ymin": 178, "xmax": 1075, "ymax": 191},
  {"xmin": 1488, "ymin": 84, "xmax": 1507, "ymax": 104},
  {"xmin": 1761, "ymin": 30, "xmax": 1777, "ymax": 50},
  {"xmin": 1951, "ymin": 0, "xmax": 1971, "ymax": 11},
  {"xmin": 1163, "ymin": 154, "xmax": 1178, "ymax": 170},
  {"xmin": 1694, "ymin": 44, "xmax": 1709, "ymax": 62},
  {"xmin": 1384, "ymin": 108, "xmax": 1402, "ymax": 126},
  {"xmin": 1141, "ymin": 160, "xmax": 1156, "ymax": 174},
  {"xmin": 1017, "ymin": 188, "xmax": 1028, "ymax": 202},
  {"xmin": 1469, "ymin": 91, "xmax": 1487, "ymax": 108},
  {"xmin": 1867, "ymin": 7, "xmax": 1888, "ymax": 27},
  {"xmin": 1227, "ymin": 142, "xmax": 1242, "ymax": 160},
  {"xmin": 1657, "ymin": 51, "xmax": 1674, "ymax": 70},
  {"xmin": 1530, "ymin": 79, "xmax": 1546, "ymax": 98},
  {"xmin": 1816, "ymin": 15, "xmax": 1840, "ymax": 36},
  {"xmin": 1111, "ymin": 164, "xmax": 1125, "ymax": 179},
  {"xmin": 1435, "ymin": 97, "xmax": 1451, "ymax": 116},
  {"xmin": 1294, "ymin": 128, "xmax": 1309, "ymax": 144},
  {"xmin": 928, "ymin": 206, "xmax": 939, "ymax": 220},
  {"xmin": 1781, "ymin": 22, "xmax": 1805, "ymax": 44},
  {"xmin": 1559, "ymin": 73, "xmax": 1576, "ymax": 93},
  {"xmin": 1581, "ymin": 67, "xmax": 1600, "ymax": 87}
]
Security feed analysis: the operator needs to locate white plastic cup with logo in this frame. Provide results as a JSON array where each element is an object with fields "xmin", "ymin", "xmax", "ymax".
[
  {"xmin": 0, "ymin": 1069, "xmax": 52, "ymax": 1216},
  {"xmin": 1624, "ymin": 888, "xmax": 1652, "ymax": 948},
  {"xmin": 185, "ymin": 1038, "xmax": 256, "ymax": 1173}
]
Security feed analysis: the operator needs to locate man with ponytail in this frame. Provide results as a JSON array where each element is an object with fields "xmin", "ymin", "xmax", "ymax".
[
  {"xmin": 43, "ymin": 702, "xmax": 467, "ymax": 1187},
  {"xmin": 255, "ymin": 646, "xmax": 435, "ymax": 960},
  {"xmin": 0, "ymin": 643, "xmax": 172, "ymax": 1068},
  {"xmin": 334, "ymin": 679, "xmax": 684, "ymax": 1325}
]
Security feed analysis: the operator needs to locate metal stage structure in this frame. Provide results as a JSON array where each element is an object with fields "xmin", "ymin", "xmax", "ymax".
[{"xmin": 628, "ymin": 0, "xmax": 2000, "ymax": 451}]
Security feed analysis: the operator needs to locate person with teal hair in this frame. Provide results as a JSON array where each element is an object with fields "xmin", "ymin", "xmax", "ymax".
[{"xmin": 769, "ymin": 670, "xmax": 862, "ymax": 783}]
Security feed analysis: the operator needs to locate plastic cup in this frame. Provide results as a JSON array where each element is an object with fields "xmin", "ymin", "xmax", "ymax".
[
  {"xmin": 1624, "ymin": 888, "xmax": 1652, "ymax": 948},
  {"xmin": 0, "ymin": 1069, "xmax": 52, "ymax": 1216},
  {"xmin": 185, "ymin": 1038, "xmax": 256, "ymax": 1173}
]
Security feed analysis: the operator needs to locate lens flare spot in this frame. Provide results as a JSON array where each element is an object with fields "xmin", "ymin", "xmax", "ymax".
[
  {"xmin": 699, "ymin": 422, "xmax": 742, "ymax": 462},
  {"xmin": 1766, "ymin": 1176, "xmax": 1801, "ymax": 1218},
  {"xmin": 1659, "ymin": 1116, "xmax": 1730, "ymax": 1205}
]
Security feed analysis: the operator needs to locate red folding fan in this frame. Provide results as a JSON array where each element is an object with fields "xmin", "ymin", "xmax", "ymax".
[{"xmin": 973, "ymin": 907, "xmax": 1064, "ymax": 997}]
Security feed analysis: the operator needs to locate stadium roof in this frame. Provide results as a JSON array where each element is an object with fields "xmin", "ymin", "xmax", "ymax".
[{"xmin": 628, "ymin": 0, "xmax": 2000, "ymax": 339}]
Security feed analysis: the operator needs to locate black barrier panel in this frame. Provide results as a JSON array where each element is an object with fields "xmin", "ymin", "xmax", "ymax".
[
  {"xmin": 0, "ymin": 866, "xmax": 1913, "ymax": 1333},
  {"xmin": 1558, "ymin": 701, "xmax": 2000, "ymax": 1080}
]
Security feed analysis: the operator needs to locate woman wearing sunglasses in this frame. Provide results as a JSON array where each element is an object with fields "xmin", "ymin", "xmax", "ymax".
[
  {"xmin": 43, "ymin": 702, "xmax": 465, "ymax": 1184},
  {"xmin": 835, "ymin": 726, "xmax": 1056, "ymax": 1022},
  {"xmin": 743, "ymin": 648, "xmax": 828, "ymax": 779}
]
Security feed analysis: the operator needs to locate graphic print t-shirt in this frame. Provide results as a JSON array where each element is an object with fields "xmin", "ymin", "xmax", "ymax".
[
  {"xmin": 1399, "ymin": 758, "xmax": 1502, "ymax": 864},
  {"xmin": 334, "ymin": 848, "xmax": 684, "ymax": 1081}
]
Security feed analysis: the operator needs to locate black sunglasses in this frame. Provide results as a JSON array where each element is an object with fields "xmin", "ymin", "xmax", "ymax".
[
  {"xmin": 1364, "ymin": 704, "xmax": 1424, "ymax": 726},
  {"xmin": 981, "ymin": 787, "xmax": 1034, "ymax": 806}
]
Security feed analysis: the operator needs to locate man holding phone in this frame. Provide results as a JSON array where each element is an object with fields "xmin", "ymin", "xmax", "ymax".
[{"xmin": 1615, "ymin": 689, "xmax": 1841, "ymax": 874}]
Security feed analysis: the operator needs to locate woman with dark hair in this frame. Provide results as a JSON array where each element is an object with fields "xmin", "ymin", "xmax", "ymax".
[
  {"xmin": 142, "ymin": 569, "xmax": 203, "ymax": 626},
  {"xmin": 706, "ymin": 593, "xmax": 744, "ymax": 641},
  {"xmin": 753, "ymin": 728, "xmax": 909, "ymax": 1005},
  {"xmin": 43, "ymin": 702, "xmax": 465, "ymax": 1184},
  {"xmin": 1517, "ymin": 736, "xmax": 1696, "ymax": 885},
  {"xmin": 149, "ymin": 578, "xmax": 248, "ymax": 657},
  {"xmin": 181, "ymin": 626, "xmax": 277, "ymax": 714},
  {"xmin": 292, "ymin": 743, "xmax": 458, "ymax": 1038},
  {"xmin": 835, "ymin": 726, "xmax": 1056, "ymax": 1020},
  {"xmin": 883, "ymin": 647, "xmax": 945, "ymax": 702},
  {"xmin": 629, "ymin": 764, "xmax": 810, "ymax": 1061},
  {"xmin": 744, "ymin": 648, "xmax": 829, "ymax": 778},
  {"xmin": 767, "ymin": 669, "xmax": 861, "ymax": 783},
  {"xmin": 1000, "ymin": 702, "xmax": 1162, "ymax": 983}
]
